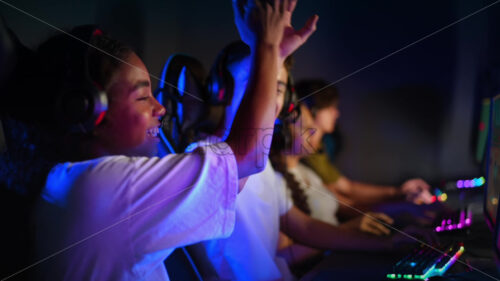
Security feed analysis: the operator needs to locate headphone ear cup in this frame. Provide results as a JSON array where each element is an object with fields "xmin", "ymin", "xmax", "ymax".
[
  {"xmin": 206, "ymin": 50, "xmax": 233, "ymax": 105},
  {"xmin": 60, "ymin": 90, "xmax": 90, "ymax": 124},
  {"xmin": 279, "ymin": 72, "xmax": 299, "ymax": 122},
  {"xmin": 54, "ymin": 25, "xmax": 108, "ymax": 133}
]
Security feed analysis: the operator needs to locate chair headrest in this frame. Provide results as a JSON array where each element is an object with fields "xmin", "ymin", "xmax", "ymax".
[
  {"xmin": 0, "ymin": 15, "xmax": 16, "ymax": 89},
  {"xmin": 155, "ymin": 54, "xmax": 220, "ymax": 154}
]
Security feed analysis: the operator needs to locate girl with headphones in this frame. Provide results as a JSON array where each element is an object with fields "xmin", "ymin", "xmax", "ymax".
[{"xmin": 11, "ymin": 1, "xmax": 318, "ymax": 280}]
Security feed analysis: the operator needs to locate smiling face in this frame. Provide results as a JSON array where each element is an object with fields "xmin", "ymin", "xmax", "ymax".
[
  {"xmin": 223, "ymin": 56, "xmax": 289, "ymax": 139},
  {"xmin": 94, "ymin": 52, "xmax": 165, "ymax": 157}
]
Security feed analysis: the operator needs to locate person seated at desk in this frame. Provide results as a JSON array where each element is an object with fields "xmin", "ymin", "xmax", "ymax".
[
  {"xmin": 189, "ymin": 19, "xmax": 426, "ymax": 281},
  {"xmin": 0, "ymin": 1, "xmax": 291, "ymax": 280},
  {"xmin": 295, "ymin": 79, "xmax": 434, "ymax": 216},
  {"xmin": 271, "ymin": 103, "xmax": 395, "ymax": 268}
]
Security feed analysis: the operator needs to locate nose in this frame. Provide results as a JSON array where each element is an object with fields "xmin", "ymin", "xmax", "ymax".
[{"xmin": 153, "ymin": 98, "xmax": 166, "ymax": 117}]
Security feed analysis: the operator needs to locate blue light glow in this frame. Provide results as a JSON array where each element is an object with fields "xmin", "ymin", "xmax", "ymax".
[{"xmin": 177, "ymin": 67, "xmax": 187, "ymax": 124}]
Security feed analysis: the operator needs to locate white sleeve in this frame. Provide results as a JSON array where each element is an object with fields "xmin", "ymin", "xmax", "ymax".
[{"xmin": 125, "ymin": 143, "xmax": 238, "ymax": 258}]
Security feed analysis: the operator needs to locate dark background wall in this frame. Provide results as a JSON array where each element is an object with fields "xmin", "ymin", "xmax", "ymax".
[{"xmin": 3, "ymin": 0, "xmax": 500, "ymax": 186}]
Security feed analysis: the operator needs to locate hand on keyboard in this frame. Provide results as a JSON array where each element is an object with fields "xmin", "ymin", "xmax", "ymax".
[{"xmin": 359, "ymin": 212, "xmax": 394, "ymax": 236}]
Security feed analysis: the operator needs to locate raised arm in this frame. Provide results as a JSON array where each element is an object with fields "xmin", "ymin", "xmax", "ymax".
[{"xmin": 227, "ymin": 0, "xmax": 318, "ymax": 181}]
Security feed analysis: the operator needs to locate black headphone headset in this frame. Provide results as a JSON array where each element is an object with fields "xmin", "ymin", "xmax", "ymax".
[
  {"xmin": 280, "ymin": 72, "xmax": 299, "ymax": 121},
  {"xmin": 42, "ymin": 25, "xmax": 108, "ymax": 134},
  {"xmin": 205, "ymin": 41, "xmax": 246, "ymax": 106},
  {"xmin": 207, "ymin": 41, "xmax": 300, "ymax": 135},
  {"xmin": 154, "ymin": 54, "xmax": 208, "ymax": 153},
  {"xmin": 274, "ymin": 71, "xmax": 301, "ymax": 152}
]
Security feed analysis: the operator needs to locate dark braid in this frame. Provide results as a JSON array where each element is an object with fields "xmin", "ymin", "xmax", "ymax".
[{"xmin": 270, "ymin": 122, "xmax": 311, "ymax": 215}]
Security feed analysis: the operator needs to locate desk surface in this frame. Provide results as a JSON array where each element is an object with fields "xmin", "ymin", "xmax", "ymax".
[{"xmin": 301, "ymin": 189, "xmax": 500, "ymax": 281}]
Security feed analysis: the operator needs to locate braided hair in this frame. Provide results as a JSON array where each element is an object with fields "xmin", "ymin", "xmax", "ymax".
[
  {"xmin": 269, "ymin": 56, "xmax": 314, "ymax": 215},
  {"xmin": 270, "ymin": 99, "xmax": 312, "ymax": 215}
]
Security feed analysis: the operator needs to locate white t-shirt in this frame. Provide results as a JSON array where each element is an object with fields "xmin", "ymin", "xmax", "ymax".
[
  {"xmin": 34, "ymin": 144, "xmax": 238, "ymax": 281},
  {"xmin": 192, "ymin": 158, "xmax": 294, "ymax": 281},
  {"xmin": 288, "ymin": 162, "xmax": 339, "ymax": 226}
]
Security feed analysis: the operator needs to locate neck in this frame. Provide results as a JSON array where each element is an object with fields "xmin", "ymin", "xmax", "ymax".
[
  {"xmin": 285, "ymin": 154, "xmax": 300, "ymax": 169},
  {"xmin": 310, "ymin": 127, "xmax": 325, "ymax": 149},
  {"xmin": 213, "ymin": 124, "xmax": 227, "ymax": 140}
]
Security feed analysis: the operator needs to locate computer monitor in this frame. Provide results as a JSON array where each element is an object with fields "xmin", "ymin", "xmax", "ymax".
[
  {"xmin": 477, "ymin": 98, "xmax": 492, "ymax": 164},
  {"xmin": 485, "ymin": 95, "xmax": 500, "ymax": 230}
]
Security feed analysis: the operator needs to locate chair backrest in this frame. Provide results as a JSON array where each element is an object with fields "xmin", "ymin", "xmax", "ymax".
[
  {"xmin": 156, "ymin": 54, "xmax": 223, "ymax": 280},
  {"xmin": 163, "ymin": 247, "xmax": 204, "ymax": 281},
  {"xmin": 0, "ymin": 15, "xmax": 15, "ymax": 154},
  {"xmin": 0, "ymin": 15, "xmax": 37, "ymax": 154},
  {"xmin": 155, "ymin": 54, "xmax": 225, "ymax": 154}
]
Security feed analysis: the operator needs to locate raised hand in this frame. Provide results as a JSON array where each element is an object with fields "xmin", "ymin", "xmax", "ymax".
[
  {"xmin": 232, "ymin": 0, "xmax": 287, "ymax": 51},
  {"xmin": 279, "ymin": 0, "xmax": 318, "ymax": 61},
  {"xmin": 233, "ymin": 0, "xmax": 318, "ymax": 62}
]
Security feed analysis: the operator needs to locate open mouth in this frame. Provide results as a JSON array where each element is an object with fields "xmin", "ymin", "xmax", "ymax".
[{"xmin": 146, "ymin": 127, "xmax": 160, "ymax": 138}]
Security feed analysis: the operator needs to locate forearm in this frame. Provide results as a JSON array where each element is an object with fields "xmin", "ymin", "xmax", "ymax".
[
  {"xmin": 226, "ymin": 43, "xmax": 279, "ymax": 178},
  {"xmin": 277, "ymin": 243, "xmax": 322, "ymax": 266},
  {"xmin": 346, "ymin": 180, "xmax": 401, "ymax": 205},
  {"xmin": 301, "ymin": 220, "xmax": 389, "ymax": 252},
  {"xmin": 281, "ymin": 207, "xmax": 390, "ymax": 252}
]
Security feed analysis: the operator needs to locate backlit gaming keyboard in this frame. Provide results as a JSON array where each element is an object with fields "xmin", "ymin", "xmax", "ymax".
[
  {"xmin": 387, "ymin": 243, "xmax": 465, "ymax": 280},
  {"xmin": 434, "ymin": 206, "xmax": 472, "ymax": 233}
]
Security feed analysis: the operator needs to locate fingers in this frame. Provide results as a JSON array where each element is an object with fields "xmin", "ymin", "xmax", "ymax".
[
  {"xmin": 419, "ymin": 190, "xmax": 435, "ymax": 204},
  {"xmin": 412, "ymin": 189, "xmax": 434, "ymax": 205},
  {"xmin": 408, "ymin": 178, "xmax": 431, "ymax": 191},
  {"xmin": 362, "ymin": 219, "xmax": 389, "ymax": 236},
  {"xmin": 364, "ymin": 225, "xmax": 385, "ymax": 236},
  {"xmin": 288, "ymin": 0, "xmax": 297, "ymax": 12},
  {"xmin": 254, "ymin": 0, "xmax": 264, "ymax": 11},
  {"xmin": 370, "ymin": 212, "xmax": 394, "ymax": 225},
  {"xmin": 279, "ymin": 0, "xmax": 287, "ymax": 14},
  {"xmin": 296, "ymin": 14, "xmax": 319, "ymax": 41},
  {"xmin": 362, "ymin": 213, "xmax": 393, "ymax": 236},
  {"xmin": 370, "ymin": 221, "xmax": 391, "ymax": 236}
]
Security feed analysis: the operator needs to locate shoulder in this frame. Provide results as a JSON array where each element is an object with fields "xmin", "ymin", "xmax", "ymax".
[{"xmin": 43, "ymin": 156, "xmax": 136, "ymax": 206}]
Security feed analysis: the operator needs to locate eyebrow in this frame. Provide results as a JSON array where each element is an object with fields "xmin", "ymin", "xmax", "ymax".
[{"xmin": 131, "ymin": 80, "xmax": 151, "ymax": 92}]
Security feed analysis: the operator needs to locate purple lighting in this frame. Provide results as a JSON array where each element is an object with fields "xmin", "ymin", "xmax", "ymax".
[
  {"xmin": 455, "ymin": 177, "xmax": 485, "ymax": 189},
  {"xmin": 435, "ymin": 211, "xmax": 473, "ymax": 233}
]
